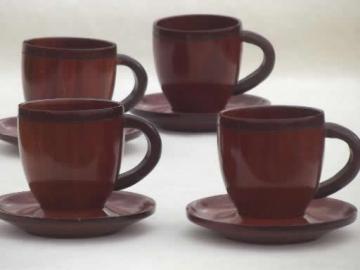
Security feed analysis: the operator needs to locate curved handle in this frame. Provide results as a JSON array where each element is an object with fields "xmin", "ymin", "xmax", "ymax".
[
  {"xmin": 315, "ymin": 122, "xmax": 360, "ymax": 198},
  {"xmin": 234, "ymin": 30, "xmax": 275, "ymax": 95},
  {"xmin": 114, "ymin": 114, "xmax": 162, "ymax": 190},
  {"xmin": 116, "ymin": 54, "xmax": 148, "ymax": 112}
]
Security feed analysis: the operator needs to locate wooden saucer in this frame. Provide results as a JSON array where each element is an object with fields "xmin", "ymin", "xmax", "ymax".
[
  {"xmin": 0, "ymin": 191, "xmax": 155, "ymax": 238},
  {"xmin": 187, "ymin": 194, "xmax": 357, "ymax": 244},
  {"xmin": 131, "ymin": 93, "xmax": 270, "ymax": 132}
]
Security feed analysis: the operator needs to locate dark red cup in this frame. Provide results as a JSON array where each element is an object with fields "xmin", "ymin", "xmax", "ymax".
[
  {"xmin": 22, "ymin": 37, "xmax": 147, "ymax": 111},
  {"xmin": 18, "ymin": 99, "xmax": 161, "ymax": 216},
  {"xmin": 218, "ymin": 106, "xmax": 360, "ymax": 218},
  {"xmin": 153, "ymin": 14, "xmax": 275, "ymax": 113}
]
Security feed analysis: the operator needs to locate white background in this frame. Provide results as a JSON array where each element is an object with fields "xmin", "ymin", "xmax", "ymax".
[{"xmin": 0, "ymin": 0, "xmax": 359, "ymax": 269}]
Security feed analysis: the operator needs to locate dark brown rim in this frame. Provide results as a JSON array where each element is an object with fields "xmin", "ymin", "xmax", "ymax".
[
  {"xmin": 23, "ymin": 37, "xmax": 116, "ymax": 58},
  {"xmin": 19, "ymin": 98, "xmax": 123, "ymax": 122},
  {"xmin": 219, "ymin": 105, "xmax": 325, "ymax": 130},
  {"xmin": 154, "ymin": 14, "xmax": 241, "ymax": 36}
]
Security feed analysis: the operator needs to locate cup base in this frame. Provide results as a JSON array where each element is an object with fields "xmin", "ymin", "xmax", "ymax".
[
  {"xmin": 235, "ymin": 208, "xmax": 306, "ymax": 220},
  {"xmin": 162, "ymin": 84, "xmax": 232, "ymax": 113},
  {"xmin": 29, "ymin": 180, "xmax": 113, "ymax": 218},
  {"xmin": 170, "ymin": 104, "xmax": 226, "ymax": 114},
  {"xmin": 227, "ymin": 186, "xmax": 314, "ymax": 219},
  {"xmin": 41, "ymin": 208, "xmax": 108, "ymax": 219}
]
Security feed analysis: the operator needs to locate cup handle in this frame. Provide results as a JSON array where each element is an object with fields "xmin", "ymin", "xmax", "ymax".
[
  {"xmin": 116, "ymin": 54, "xmax": 148, "ymax": 112},
  {"xmin": 234, "ymin": 30, "xmax": 275, "ymax": 95},
  {"xmin": 114, "ymin": 114, "xmax": 162, "ymax": 190},
  {"xmin": 315, "ymin": 123, "xmax": 360, "ymax": 198}
]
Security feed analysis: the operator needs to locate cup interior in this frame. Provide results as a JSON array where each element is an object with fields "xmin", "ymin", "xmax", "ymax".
[
  {"xmin": 24, "ymin": 37, "xmax": 115, "ymax": 50},
  {"xmin": 155, "ymin": 14, "xmax": 239, "ymax": 32}
]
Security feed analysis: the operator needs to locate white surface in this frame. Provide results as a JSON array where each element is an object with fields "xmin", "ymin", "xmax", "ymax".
[{"xmin": 0, "ymin": 1, "xmax": 359, "ymax": 269}]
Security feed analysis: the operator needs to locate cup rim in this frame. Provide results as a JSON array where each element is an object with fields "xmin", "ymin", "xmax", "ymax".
[
  {"xmin": 19, "ymin": 98, "xmax": 123, "ymax": 122},
  {"xmin": 23, "ymin": 37, "xmax": 116, "ymax": 58},
  {"xmin": 154, "ymin": 14, "xmax": 241, "ymax": 34},
  {"xmin": 219, "ymin": 105, "xmax": 325, "ymax": 129}
]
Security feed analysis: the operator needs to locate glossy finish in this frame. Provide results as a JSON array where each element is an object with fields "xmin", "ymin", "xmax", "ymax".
[
  {"xmin": 0, "ymin": 116, "xmax": 141, "ymax": 146},
  {"xmin": 187, "ymin": 195, "xmax": 357, "ymax": 244},
  {"xmin": 219, "ymin": 106, "xmax": 360, "ymax": 218},
  {"xmin": 18, "ymin": 99, "xmax": 161, "ymax": 216},
  {"xmin": 131, "ymin": 93, "xmax": 270, "ymax": 132},
  {"xmin": 153, "ymin": 14, "xmax": 275, "ymax": 113},
  {"xmin": 0, "ymin": 191, "xmax": 155, "ymax": 238},
  {"xmin": 22, "ymin": 37, "xmax": 147, "ymax": 111}
]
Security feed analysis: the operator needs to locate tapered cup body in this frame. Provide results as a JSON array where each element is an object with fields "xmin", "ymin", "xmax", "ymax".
[
  {"xmin": 18, "ymin": 99, "xmax": 124, "ymax": 215},
  {"xmin": 154, "ymin": 14, "xmax": 275, "ymax": 113},
  {"xmin": 154, "ymin": 15, "xmax": 240, "ymax": 113},
  {"xmin": 219, "ymin": 106, "xmax": 325, "ymax": 218}
]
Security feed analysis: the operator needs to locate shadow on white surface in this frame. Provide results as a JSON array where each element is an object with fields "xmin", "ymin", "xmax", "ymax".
[
  {"xmin": 0, "ymin": 143, "xmax": 18, "ymax": 158},
  {"xmin": 0, "ymin": 221, "xmax": 155, "ymax": 244},
  {"xmin": 184, "ymin": 227, "xmax": 356, "ymax": 251},
  {"xmin": 124, "ymin": 140, "xmax": 145, "ymax": 156},
  {"xmin": 160, "ymin": 130, "xmax": 215, "ymax": 137}
]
